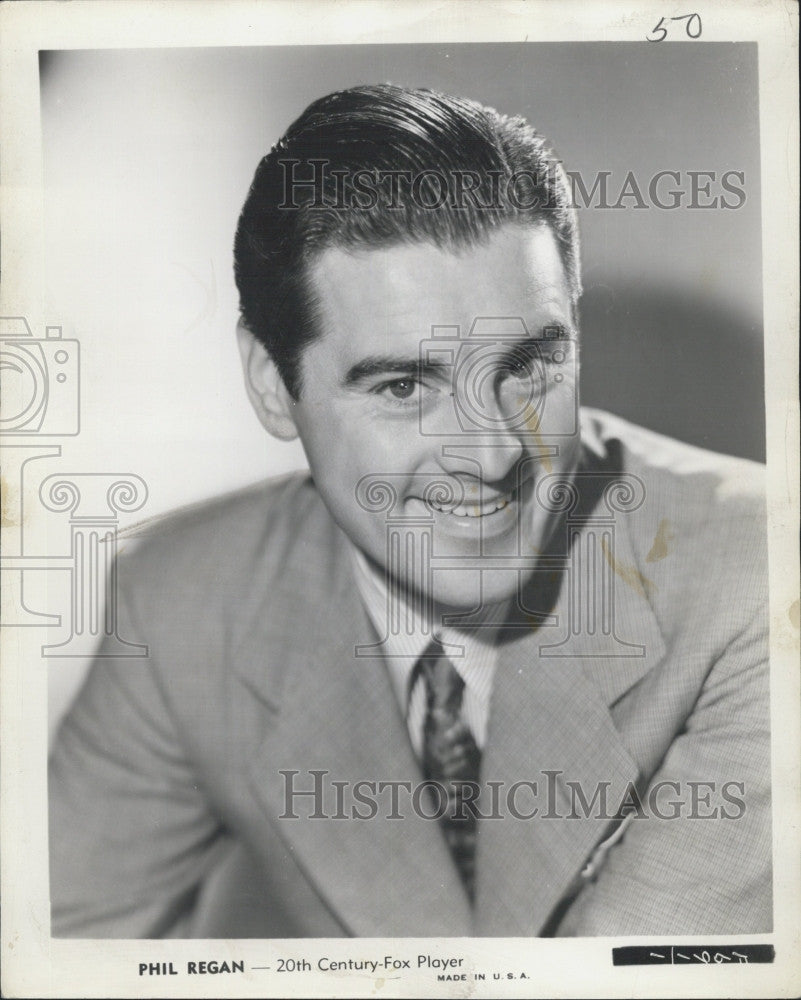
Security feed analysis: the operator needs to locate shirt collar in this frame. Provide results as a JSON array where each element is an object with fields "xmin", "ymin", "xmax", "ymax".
[{"xmin": 349, "ymin": 543, "xmax": 503, "ymax": 714}]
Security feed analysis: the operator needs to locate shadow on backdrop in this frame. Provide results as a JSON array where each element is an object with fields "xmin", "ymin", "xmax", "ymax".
[{"xmin": 580, "ymin": 283, "xmax": 765, "ymax": 463}]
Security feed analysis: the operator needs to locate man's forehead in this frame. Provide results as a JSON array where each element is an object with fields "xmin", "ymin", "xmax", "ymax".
[{"xmin": 307, "ymin": 224, "xmax": 572, "ymax": 336}]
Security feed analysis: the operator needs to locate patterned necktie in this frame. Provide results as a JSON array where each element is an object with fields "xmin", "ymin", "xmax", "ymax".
[{"xmin": 416, "ymin": 640, "xmax": 482, "ymax": 901}]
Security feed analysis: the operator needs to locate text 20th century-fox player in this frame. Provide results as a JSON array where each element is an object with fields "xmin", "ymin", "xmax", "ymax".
[{"xmin": 49, "ymin": 85, "xmax": 770, "ymax": 938}]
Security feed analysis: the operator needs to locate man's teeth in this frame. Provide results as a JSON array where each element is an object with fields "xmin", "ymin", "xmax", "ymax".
[{"xmin": 428, "ymin": 494, "xmax": 512, "ymax": 517}]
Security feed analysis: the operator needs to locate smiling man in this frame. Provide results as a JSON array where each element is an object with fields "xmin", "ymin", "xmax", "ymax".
[
  {"xmin": 240, "ymin": 223, "xmax": 581, "ymax": 612},
  {"xmin": 49, "ymin": 85, "xmax": 771, "ymax": 939}
]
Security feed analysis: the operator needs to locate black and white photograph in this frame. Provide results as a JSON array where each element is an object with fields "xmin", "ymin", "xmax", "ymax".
[{"xmin": 1, "ymin": 2, "xmax": 798, "ymax": 998}]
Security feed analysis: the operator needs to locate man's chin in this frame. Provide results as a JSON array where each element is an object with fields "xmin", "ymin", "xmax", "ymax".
[{"xmin": 428, "ymin": 568, "xmax": 524, "ymax": 620}]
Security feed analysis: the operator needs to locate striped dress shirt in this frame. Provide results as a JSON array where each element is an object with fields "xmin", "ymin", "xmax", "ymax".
[{"xmin": 349, "ymin": 545, "xmax": 503, "ymax": 756}]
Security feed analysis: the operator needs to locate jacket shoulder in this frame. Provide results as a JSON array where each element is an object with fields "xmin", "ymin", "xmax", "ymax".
[
  {"xmin": 579, "ymin": 408, "xmax": 767, "ymax": 629},
  {"xmin": 580, "ymin": 407, "xmax": 765, "ymax": 511},
  {"xmin": 116, "ymin": 471, "xmax": 326, "ymax": 610}
]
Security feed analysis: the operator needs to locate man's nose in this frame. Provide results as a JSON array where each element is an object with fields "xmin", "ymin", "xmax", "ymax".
[
  {"xmin": 437, "ymin": 384, "xmax": 525, "ymax": 483},
  {"xmin": 438, "ymin": 437, "xmax": 524, "ymax": 485}
]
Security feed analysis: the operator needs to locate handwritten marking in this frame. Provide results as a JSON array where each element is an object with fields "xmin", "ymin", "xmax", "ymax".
[{"xmin": 647, "ymin": 13, "xmax": 702, "ymax": 42}]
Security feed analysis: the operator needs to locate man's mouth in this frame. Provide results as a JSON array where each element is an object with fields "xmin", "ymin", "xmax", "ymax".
[{"xmin": 427, "ymin": 487, "xmax": 516, "ymax": 518}]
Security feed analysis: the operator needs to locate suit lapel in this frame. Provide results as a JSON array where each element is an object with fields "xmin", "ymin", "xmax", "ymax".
[
  {"xmin": 474, "ymin": 510, "xmax": 667, "ymax": 936},
  {"xmin": 538, "ymin": 497, "xmax": 668, "ymax": 705},
  {"xmin": 227, "ymin": 464, "xmax": 667, "ymax": 937},
  {"xmin": 232, "ymin": 512, "xmax": 472, "ymax": 937}
]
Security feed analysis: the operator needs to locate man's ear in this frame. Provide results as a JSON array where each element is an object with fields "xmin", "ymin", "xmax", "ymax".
[{"xmin": 236, "ymin": 320, "xmax": 299, "ymax": 441}]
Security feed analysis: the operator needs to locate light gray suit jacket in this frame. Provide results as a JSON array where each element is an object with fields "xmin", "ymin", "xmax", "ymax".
[{"xmin": 49, "ymin": 410, "xmax": 771, "ymax": 938}]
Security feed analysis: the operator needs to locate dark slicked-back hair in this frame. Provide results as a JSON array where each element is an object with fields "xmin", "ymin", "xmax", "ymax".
[{"xmin": 234, "ymin": 84, "xmax": 580, "ymax": 398}]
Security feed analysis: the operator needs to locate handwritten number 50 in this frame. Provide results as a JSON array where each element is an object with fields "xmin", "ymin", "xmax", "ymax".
[{"xmin": 647, "ymin": 13, "xmax": 702, "ymax": 42}]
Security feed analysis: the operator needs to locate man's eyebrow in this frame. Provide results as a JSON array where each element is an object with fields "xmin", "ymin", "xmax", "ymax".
[
  {"xmin": 343, "ymin": 327, "xmax": 576, "ymax": 387},
  {"xmin": 343, "ymin": 355, "xmax": 450, "ymax": 387}
]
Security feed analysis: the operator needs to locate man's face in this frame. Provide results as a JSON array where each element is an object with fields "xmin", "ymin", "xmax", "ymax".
[{"xmin": 286, "ymin": 223, "xmax": 581, "ymax": 611}]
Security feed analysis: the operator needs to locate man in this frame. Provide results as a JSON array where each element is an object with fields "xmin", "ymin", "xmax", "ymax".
[{"xmin": 49, "ymin": 84, "xmax": 770, "ymax": 938}]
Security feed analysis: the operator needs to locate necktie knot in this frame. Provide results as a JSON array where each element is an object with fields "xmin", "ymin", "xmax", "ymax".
[{"xmin": 418, "ymin": 643, "xmax": 465, "ymax": 715}]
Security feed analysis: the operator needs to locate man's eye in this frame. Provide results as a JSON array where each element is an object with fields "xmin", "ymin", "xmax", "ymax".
[
  {"xmin": 384, "ymin": 378, "xmax": 417, "ymax": 400},
  {"xmin": 504, "ymin": 353, "xmax": 534, "ymax": 379}
]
